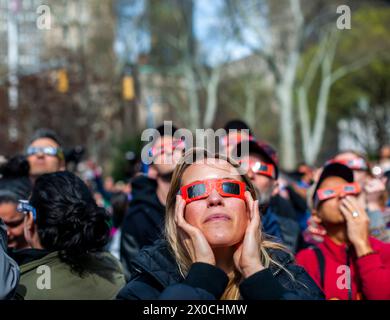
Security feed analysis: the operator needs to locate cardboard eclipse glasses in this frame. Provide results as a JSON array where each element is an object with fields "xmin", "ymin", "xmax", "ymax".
[
  {"xmin": 314, "ymin": 182, "xmax": 361, "ymax": 208},
  {"xmin": 179, "ymin": 179, "xmax": 247, "ymax": 204},
  {"xmin": 239, "ymin": 160, "xmax": 275, "ymax": 179}
]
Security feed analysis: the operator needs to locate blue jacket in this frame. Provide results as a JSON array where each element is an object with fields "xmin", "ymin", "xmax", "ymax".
[
  {"xmin": 262, "ymin": 207, "xmax": 283, "ymax": 241},
  {"xmin": 117, "ymin": 239, "xmax": 324, "ymax": 300}
]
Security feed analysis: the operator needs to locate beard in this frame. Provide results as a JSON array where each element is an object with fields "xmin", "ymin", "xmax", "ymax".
[{"xmin": 255, "ymin": 185, "xmax": 274, "ymax": 206}]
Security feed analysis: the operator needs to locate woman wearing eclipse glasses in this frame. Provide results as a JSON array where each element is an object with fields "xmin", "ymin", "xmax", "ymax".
[
  {"xmin": 117, "ymin": 148, "xmax": 323, "ymax": 300},
  {"xmin": 296, "ymin": 163, "xmax": 390, "ymax": 300}
]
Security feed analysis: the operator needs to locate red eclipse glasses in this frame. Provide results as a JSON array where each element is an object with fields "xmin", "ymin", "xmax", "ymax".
[
  {"xmin": 249, "ymin": 161, "xmax": 275, "ymax": 179},
  {"xmin": 314, "ymin": 182, "xmax": 361, "ymax": 207},
  {"xmin": 179, "ymin": 179, "xmax": 247, "ymax": 204},
  {"xmin": 239, "ymin": 160, "xmax": 276, "ymax": 179}
]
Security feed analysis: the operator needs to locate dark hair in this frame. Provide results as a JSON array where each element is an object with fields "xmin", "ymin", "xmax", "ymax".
[
  {"xmin": 28, "ymin": 128, "xmax": 63, "ymax": 147},
  {"xmin": 110, "ymin": 192, "xmax": 128, "ymax": 228},
  {"xmin": 0, "ymin": 155, "xmax": 32, "ymax": 200},
  {"xmin": 155, "ymin": 124, "xmax": 179, "ymax": 137},
  {"xmin": 385, "ymin": 171, "xmax": 390, "ymax": 196},
  {"xmin": 0, "ymin": 191, "xmax": 18, "ymax": 205},
  {"xmin": 223, "ymin": 120, "xmax": 252, "ymax": 135},
  {"xmin": 30, "ymin": 171, "xmax": 109, "ymax": 274},
  {"xmin": 0, "ymin": 155, "xmax": 30, "ymax": 178}
]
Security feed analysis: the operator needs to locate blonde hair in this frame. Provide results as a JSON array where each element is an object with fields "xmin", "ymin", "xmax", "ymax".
[{"xmin": 164, "ymin": 148, "xmax": 292, "ymax": 300}]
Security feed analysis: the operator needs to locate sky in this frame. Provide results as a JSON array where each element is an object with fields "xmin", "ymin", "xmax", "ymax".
[{"xmin": 115, "ymin": 0, "xmax": 253, "ymax": 65}]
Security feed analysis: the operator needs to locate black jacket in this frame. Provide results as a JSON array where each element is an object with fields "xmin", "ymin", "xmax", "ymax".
[
  {"xmin": 117, "ymin": 239, "xmax": 324, "ymax": 300},
  {"xmin": 120, "ymin": 175, "xmax": 165, "ymax": 279}
]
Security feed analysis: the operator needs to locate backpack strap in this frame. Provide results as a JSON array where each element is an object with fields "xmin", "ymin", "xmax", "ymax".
[{"xmin": 310, "ymin": 245, "xmax": 325, "ymax": 289}]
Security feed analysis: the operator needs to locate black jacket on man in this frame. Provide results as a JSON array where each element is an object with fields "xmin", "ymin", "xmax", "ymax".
[
  {"xmin": 117, "ymin": 239, "xmax": 324, "ymax": 300},
  {"xmin": 120, "ymin": 175, "xmax": 165, "ymax": 279}
]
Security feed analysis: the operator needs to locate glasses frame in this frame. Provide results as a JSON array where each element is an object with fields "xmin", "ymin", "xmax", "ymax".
[{"xmin": 180, "ymin": 178, "xmax": 247, "ymax": 204}]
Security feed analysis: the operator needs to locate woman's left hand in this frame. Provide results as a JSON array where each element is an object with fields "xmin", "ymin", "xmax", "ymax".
[{"xmin": 233, "ymin": 191, "xmax": 265, "ymax": 278}]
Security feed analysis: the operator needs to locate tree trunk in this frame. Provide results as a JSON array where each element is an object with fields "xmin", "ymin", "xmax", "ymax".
[
  {"xmin": 203, "ymin": 68, "xmax": 221, "ymax": 128},
  {"xmin": 184, "ymin": 63, "xmax": 200, "ymax": 131},
  {"xmin": 277, "ymin": 82, "xmax": 296, "ymax": 171}
]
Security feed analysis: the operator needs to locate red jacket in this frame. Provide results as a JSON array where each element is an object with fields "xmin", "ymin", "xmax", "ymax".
[{"xmin": 296, "ymin": 235, "xmax": 390, "ymax": 300}]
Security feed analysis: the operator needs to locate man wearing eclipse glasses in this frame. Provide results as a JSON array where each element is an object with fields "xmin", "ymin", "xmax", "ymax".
[
  {"xmin": 233, "ymin": 139, "xmax": 301, "ymax": 253},
  {"xmin": 120, "ymin": 124, "xmax": 185, "ymax": 279},
  {"xmin": 25, "ymin": 129, "xmax": 65, "ymax": 183}
]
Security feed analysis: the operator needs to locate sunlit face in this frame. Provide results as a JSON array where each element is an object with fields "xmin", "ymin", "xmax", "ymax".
[
  {"xmin": 334, "ymin": 152, "xmax": 368, "ymax": 185},
  {"xmin": 152, "ymin": 136, "xmax": 184, "ymax": 175},
  {"xmin": 0, "ymin": 202, "xmax": 28, "ymax": 249},
  {"xmin": 315, "ymin": 176, "xmax": 356, "ymax": 226},
  {"xmin": 27, "ymin": 138, "xmax": 63, "ymax": 177},
  {"xmin": 181, "ymin": 159, "xmax": 249, "ymax": 248}
]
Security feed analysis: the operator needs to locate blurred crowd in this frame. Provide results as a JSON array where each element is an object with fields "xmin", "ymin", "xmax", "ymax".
[{"xmin": 1, "ymin": 121, "xmax": 390, "ymax": 300}]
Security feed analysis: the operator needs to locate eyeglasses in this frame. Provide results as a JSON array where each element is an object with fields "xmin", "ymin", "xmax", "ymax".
[
  {"xmin": 240, "ymin": 160, "xmax": 275, "ymax": 179},
  {"xmin": 314, "ymin": 182, "xmax": 361, "ymax": 208},
  {"xmin": 149, "ymin": 139, "xmax": 185, "ymax": 159},
  {"xmin": 16, "ymin": 200, "xmax": 37, "ymax": 221},
  {"xmin": 26, "ymin": 146, "xmax": 64, "ymax": 160},
  {"xmin": 326, "ymin": 158, "xmax": 368, "ymax": 171},
  {"xmin": 179, "ymin": 178, "xmax": 247, "ymax": 204}
]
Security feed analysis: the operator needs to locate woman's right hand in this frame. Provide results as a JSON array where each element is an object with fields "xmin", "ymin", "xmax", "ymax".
[{"xmin": 175, "ymin": 195, "xmax": 216, "ymax": 266}]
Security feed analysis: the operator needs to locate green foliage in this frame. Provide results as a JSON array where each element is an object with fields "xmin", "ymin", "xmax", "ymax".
[
  {"xmin": 330, "ymin": 6, "xmax": 390, "ymax": 119},
  {"xmin": 297, "ymin": 5, "xmax": 390, "ymax": 157},
  {"xmin": 110, "ymin": 133, "xmax": 144, "ymax": 181}
]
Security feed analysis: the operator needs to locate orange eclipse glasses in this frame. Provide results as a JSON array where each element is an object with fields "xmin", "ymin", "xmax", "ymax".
[{"xmin": 314, "ymin": 182, "xmax": 361, "ymax": 208}]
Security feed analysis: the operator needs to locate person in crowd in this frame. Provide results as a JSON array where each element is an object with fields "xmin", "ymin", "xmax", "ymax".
[
  {"xmin": 105, "ymin": 176, "xmax": 116, "ymax": 193},
  {"xmin": 232, "ymin": 141, "xmax": 282, "ymax": 240},
  {"xmin": 11, "ymin": 171, "xmax": 125, "ymax": 299},
  {"xmin": 108, "ymin": 192, "xmax": 129, "ymax": 260},
  {"xmin": 287, "ymin": 163, "xmax": 315, "ymax": 201},
  {"xmin": 379, "ymin": 145, "xmax": 390, "ymax": 171},
  {"xmin": 296, "ymin": 163, "xmax": 390, "ymax": 300},
  {"xmin": 383, "ymin": 171, "xmax": 390, "ymax": 233},
  {"xmin": 0, "ymin": 155, "xmax": 32, "ymax": 250},
  {"xmin": 330, "ymin": 150, "xmax": 389, "ymax": 242},
  {"xmin": 117, "ymin": 148, "xmax": 324, "ymax": 300},
  {"xmin": 221, "ymin": 119, "xmax": 253, "ymax": 157},
  {"xmin": 120, "ymin": 124, "xmax": 185, "ymax": 278},
  {"xmin": 25, "ymin": 129, "xmax": 65, "ymax": 184},
  {"xmin": 233, "ymin": 140, "xmax": 302, "ymax": 253},
  {"xmin": 0, "ymin": 192, "xmax": 28, "ymax": 250},
  {"xmin": 0, "ymin": 218, "xmax": 20, "ymax": 300}
]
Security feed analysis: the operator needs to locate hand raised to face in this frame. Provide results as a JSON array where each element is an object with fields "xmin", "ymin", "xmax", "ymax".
[
  {"xmin": 175, "ymin": 195, "xmax": 216, "ymax": 266},
  {"xmin": 233, "ymin": 191, "xmax": 265, "ymax": 278}
]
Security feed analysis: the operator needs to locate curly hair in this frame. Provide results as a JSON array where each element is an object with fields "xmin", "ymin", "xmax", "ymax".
[{"xmin": 30, "ymin": 171, "xmax": 110, "ymax": 275}]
